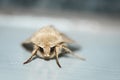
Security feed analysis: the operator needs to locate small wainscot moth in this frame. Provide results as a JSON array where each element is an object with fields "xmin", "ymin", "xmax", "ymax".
[{"xmin": 22, "ymin": 25, "xmax": 85, "ymax": 68}]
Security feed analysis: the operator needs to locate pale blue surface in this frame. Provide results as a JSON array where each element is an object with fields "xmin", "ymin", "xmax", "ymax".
[{"xmin": 0, "ymin": 27, "xmax": 120, "ymax": 80}]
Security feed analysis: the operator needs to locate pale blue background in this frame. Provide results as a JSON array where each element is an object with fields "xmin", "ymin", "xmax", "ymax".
[{"xmin": 0, "ymin": 24, "xmax": 120, "ymax": 80}]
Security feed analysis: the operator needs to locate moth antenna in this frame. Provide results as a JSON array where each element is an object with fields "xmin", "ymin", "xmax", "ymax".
[
  {"xmin": 23, "ymin": 46, "xmax": 39, "ymax": 64},
  {"xmin": 62, "ymin": 46, "xmax": 86, "ymax": 61},
  {"xmin": 55, "ymin": 47, "xmax": 61, "ymax": 68}
]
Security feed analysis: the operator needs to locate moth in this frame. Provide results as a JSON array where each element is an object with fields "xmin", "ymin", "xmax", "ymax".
[{"xmin": 22, "ymin": 25, "xmax": 85, "ymax": 68}]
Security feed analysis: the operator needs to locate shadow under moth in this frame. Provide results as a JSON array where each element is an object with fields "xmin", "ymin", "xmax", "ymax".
[{"xmin": 22, "ymin": 25, "xmax": 85, "ymax": 68}]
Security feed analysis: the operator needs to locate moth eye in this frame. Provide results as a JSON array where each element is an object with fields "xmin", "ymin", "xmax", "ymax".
[
  {"xmin": 50, "ymin": 46, "xmax": 55, "ymax": 53},
  {"xmin": 39, "ymin": 47, "xmax": 44, "ymax": 53}
]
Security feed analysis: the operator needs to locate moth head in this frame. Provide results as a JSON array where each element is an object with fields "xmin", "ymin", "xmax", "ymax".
[
  {"xmin": 37, "ymin": 45, "xmax": 56, "ymax": 60},
  {"xmin": 35, "ymin": 42, "xmax": 62, "ymax": 67}
]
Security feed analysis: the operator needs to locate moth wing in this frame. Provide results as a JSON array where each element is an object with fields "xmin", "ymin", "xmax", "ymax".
[
  {"xmin": 22, "ymin": 27, "xmax": 44, "ymax": 52},
  {"xmin": 22, "ymin": 37, "xmax": 34, "ymax": 52},
  {"xmin": 60, "ymin": 33, "xmax": 74, "ymax": 43}
]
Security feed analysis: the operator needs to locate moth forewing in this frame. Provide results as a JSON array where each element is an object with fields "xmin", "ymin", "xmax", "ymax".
[
  {"xmin": 22, "ymin": 25, "xmax": 85, "ymax": 68},
  {"xmin": 60, "ymin": 33, "xmax": 74, "ymax": 43},
  {"xmin": 22, "ymin": 39, "xmax": 34, "ymax": 52}
]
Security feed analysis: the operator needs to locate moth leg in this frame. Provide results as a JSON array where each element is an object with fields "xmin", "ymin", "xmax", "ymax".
[
  {"xmin": 23, "ymin": 46, "xmax": 39, "ymax": 64},
  {"xmin": 55, "ymin": 47, "xmax": 61, "ymax": 68},
  {"xmin": 62, "ymin": 45, "xmax": 86, "ymax": 61}
]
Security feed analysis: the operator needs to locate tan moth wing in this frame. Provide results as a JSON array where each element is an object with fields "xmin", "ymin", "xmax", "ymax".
[
  {"xmin": 22, "ymin": 37, "xmax": 34, "ymax": 52},
  {"xmin": 60, "ymin": 33, "xmax": 74, "ymax": 43},
  {"xmin": 22, "ymin": 25, "xmax": 74, "ymax": 52}
]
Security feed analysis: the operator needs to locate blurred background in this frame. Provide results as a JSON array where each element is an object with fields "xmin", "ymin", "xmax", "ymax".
[
  {"xmin": 0, "ymin": 0, "xmax": 120, "ymax": 32},
  {"xmin": 0, "ymin": 0, "xmax": 120, "ymax": 13},
  {"xmin": 0, "ymin": 0, "xmax": 120, "ymax": 80}
]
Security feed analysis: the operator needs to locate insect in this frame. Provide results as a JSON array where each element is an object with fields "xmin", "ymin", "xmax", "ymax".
[{"xmin": 22, "ymin": 25, "xmax": 85, "ymax": 68}]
